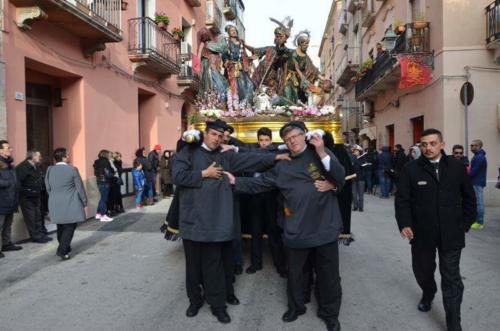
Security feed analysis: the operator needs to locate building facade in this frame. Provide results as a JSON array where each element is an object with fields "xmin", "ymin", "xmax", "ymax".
[
  {"xmin": 2, "ymin": 0, "xmax": 212, "ymax": 241},
  {"xmin": 319, "ymin": 0, "xmax": 500, "ymax": 206}
]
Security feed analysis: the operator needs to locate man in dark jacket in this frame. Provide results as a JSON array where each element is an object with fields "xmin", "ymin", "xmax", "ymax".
[
  {"xmin": 395, "ymin": 129, "xmax": 476, "ymax": 331},
  {"xmin": 0, "ymin": 140, "xmax": 23, "ymax": 257},
  {"xmin": 227, "ymin": 122, "xmax": 345, "ymax": 331},
  {"xmin": 172, "ymin": 120, "xmax": 289, "ymax": 324},
  {"xmin": 16, "ymin": 150, "xmax": 52, "ymax": 243},
  {"xmin": 393, "ymin": 144, "xmax": 409, "ymax": 187},
  {"xmin": 469, "ymin": 139, "xmax": 487, "ymax": 230},
  {"xmin": 451, "ymin": 145, "xmax": 469, "ymax": 167},
  {"xmin": 148, "ymin": 145, "xmax": 161, "ymax": 201},
  {"xmin": 377, "ymin": 146, "xmax": 393, "ymax": 198}
]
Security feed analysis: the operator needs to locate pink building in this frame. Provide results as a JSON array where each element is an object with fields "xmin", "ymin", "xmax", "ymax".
[{"xmin": 1, "ymin": 0, "xmax": 210, "ymax": 240}]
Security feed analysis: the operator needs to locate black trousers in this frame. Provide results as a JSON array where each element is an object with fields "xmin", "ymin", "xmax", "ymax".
[
  {"xmin": 249, "ymin": 193, "xmax": 287, "ymax": 273},
  {"xmin": 56, "ymin": 223, "xmax": 77, "ymax": 256},
  {"xmin": 183, "ymin": 240, "xmax": 233, "ymax": 311},
  {"xmin": 19, "ymin": 196, "xmax": 45, "ymax": 240},
  {"xmin": 287, "ymin": 241, "xmax": 342, "ymax": 325},
  {"xmin": 412, "ymin": 245, "xmax": 464, "ymax": 330},
  {"xmin": 107, "ymin": 182, "xmax": 123, "ymax": 211}
]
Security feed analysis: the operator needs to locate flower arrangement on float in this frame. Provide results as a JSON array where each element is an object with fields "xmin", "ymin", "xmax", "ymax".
[{"xmin": 193, "ymin": 91, "xmax": 336, "ymax": 122}]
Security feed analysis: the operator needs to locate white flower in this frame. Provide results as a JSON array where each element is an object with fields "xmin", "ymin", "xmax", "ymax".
[{"xmin": 320, "ymin": 105, "xmax": 335, "ymax": 115}]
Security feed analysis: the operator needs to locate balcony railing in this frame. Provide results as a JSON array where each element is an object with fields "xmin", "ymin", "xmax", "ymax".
[
  {"xmin": 206, "ymin": 0, "xmax": 222, "ymax": 33},
  {"xmin": 12, "ymin": 0, "xmax": 122, "ymax": 54},
  {"xmin": 336, "ymin": 46, "xmax": 360, "ymax": 88},
  {"xmin": 486, "ymin": 0, "xmax": 500, "ymax": 48},
  {"xmin": 223, "ymin": 0, "xmax": 237, "ymax": 20},
  {"xmin": 128, "ymin": 17, "xmax": 180, "ymax": 76},
  {"xmin": 355, "ymin": 23, "xmax": 432, "ymax": 100},
  {"xmin": 177, "ymin": 53, "xmax": 200, "ymax": 92}
]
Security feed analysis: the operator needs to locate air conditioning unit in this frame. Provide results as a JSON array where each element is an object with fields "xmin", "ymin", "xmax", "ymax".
[{"xmin": 181, "ymin": 42, "xmax": 192, "ymax": 54}]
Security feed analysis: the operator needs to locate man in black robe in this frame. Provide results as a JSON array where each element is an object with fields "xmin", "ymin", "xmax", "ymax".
[
  {"xmin": 225, "ymin": 121, "xmax": 345, "ymax": 331},
  {"xmin": 172, "ymin": 120, "xmax": 290, "ymax": 324}
]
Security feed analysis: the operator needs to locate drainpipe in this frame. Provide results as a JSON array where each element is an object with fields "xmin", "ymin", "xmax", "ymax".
[{"xmin": 0, "ymin": 0, "xmax": 7, "ymax": 140}]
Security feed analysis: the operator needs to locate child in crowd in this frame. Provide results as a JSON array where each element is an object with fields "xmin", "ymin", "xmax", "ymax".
[{"xmin": 132, "ymin": 160, "xmax": 146, "ymax": 209}]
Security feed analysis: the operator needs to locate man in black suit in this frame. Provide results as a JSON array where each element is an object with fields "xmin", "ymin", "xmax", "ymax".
[{"xmin": 395, "ymin": 128, "xmax": 476, "ymax": 331}]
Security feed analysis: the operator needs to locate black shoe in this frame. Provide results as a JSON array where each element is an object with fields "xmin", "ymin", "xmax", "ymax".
[
  {"xmin": 359, "ymin": 208, "xmax": 364, "ymax": 212},
  {"xmin": 234, "ymin": 264, "xmax": 243, "ymax": 275},
  {"xmin": 278, "ymin": 270, "xmax": 288, "ymax": 278},
  {"xmin": 32, "ymin": 237, "xmax": 50, "ymax": 244},
  {"xmin": 2, "ymin": 244, "xmax": 23, "ymax": 251},
  {"xmin": 352, "ymin": 207, "xmax": 358, "ymax": 211},
  {"xmin": 327, "ymin": 320, "xmax": 341, "ymax": 331},
  {"xmin": 212, "ymin": 309, "xmax": 231, "ymax": 324},
  {"xmin": 43, "ymin": 236, "xmax": 53, "ymax": 241},
  {"xmin": 226, "ymin": 295, "xmax": 240, "ymax": 305},
  {"xmin": 0, "ymin": 252, "xmax": 4, "ymax": 258},
  {"xmin": 186, "ymin": 302, "xmax": 203, "ymax": 317},
  {"xmin": 246, "ymin": 264, "xmax": 262, "ymax": 274},
  {"xmin": 417, "ymin": 299, "xmax": 432, "ymax": 312},
  {"xmin": 282, "ymin": 308, "xmax": 306, "ymax": 322}
]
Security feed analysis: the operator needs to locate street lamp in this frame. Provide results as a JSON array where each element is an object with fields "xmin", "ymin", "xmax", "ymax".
[{"xmin": 382, "ymin": 26, "xmax": 398, "ymax": 52}]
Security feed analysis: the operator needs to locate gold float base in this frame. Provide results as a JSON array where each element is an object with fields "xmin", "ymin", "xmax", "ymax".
[{"xmin": 195, "ymin": 120, "xmax": 344, "ymax": 144}]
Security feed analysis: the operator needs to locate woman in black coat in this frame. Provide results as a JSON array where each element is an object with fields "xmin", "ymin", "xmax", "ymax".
[
  {"xmin": 107, "ymin": 152, "xmax": 124, "ymax": 214},
  {"xmin": 93, "ymin": 150, "xmax": 115, "ymax": 221}
]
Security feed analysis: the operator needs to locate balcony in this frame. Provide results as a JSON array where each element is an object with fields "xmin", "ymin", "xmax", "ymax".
[
  {"xmin": 338, "ymin": 11, "xmax": 348, "ymax": 34},
  {"xmin": 486, "ymin": 0, "xmax": 500, "ymax": 48},
  {"xmin": 335, "ymin": 47, "xmax": 360, "ymax": 88},
  {"xmin": 361, "ymin": 0, "xmax": 375, "ymax": 28},
  {"xmin": 355, "ymin": 23, "xmax": 432, "ymax": 101},
  {"xmin": 128, "ymin": 17, "xmax": 180, "ymax": 77},
  {"xmin": 223, "ymin": 0, "xmax": 237, "ymax": 20},
  {"xmin": 206, "ymin": 0, "xmax": 222, "ymax": 34},
  {"xmin": 12, "ymin": 0, "xmax": 122, "ymax": 56},
  {"xmin": 177, "ymin": 57, "xmax": 200, "ymax": 92},
  {"xmin": 184, "ymin": 0, "xmax": 201, "ymax": 7}
]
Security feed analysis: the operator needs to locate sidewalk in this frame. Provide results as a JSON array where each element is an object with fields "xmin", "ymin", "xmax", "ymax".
[{"xmin": 0, "ymin": 195, "xmax": 498, "ymax": 331}]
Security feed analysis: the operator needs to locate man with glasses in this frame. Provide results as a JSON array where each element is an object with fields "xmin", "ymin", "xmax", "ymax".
[
  {"xmin": 395, "ymin": 129, "xmax": 476, "ymax": 331},
  {"xmin": 469, "ymin": 139, "xmax": 488, "ymax": 230},
  {"xmin": 451, "ymin": 145, "xmax": 469, "ymax": 168},
  {"xmin": 0, "ymin": 140, "xmax": 23, "ymax": 258},
  {"xmin": 225, "ymin": 121, "xmax": 346, "ymax": 331}
]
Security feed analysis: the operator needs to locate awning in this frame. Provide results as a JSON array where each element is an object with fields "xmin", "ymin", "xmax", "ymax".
[{"xmin": 359, "ymin": 126, "xmax": 376, "ymax": 140}]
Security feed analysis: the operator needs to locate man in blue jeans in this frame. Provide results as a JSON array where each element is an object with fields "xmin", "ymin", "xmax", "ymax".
[{"xmin": 469, "ymin": 139, "xmax": 487, "ymax": 230}]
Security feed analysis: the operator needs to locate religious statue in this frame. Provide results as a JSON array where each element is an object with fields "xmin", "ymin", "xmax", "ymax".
[
  {"xmin": 284, "ymin": 30, "xmax": 320, "ymax": 105},
  {"xmin": 249, "ymin": 16, "xmax": 294, "ymax": 98},
  {"xmin": 196, "ymin": 27, "xmax": 228, "ymax": 105},
  {"xmin": 221, "ymin": 24, "xmax": 255, "ymax": 111}
]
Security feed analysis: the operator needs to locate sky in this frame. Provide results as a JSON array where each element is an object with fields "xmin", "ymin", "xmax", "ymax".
[{"xmin": 243, "ymin": 0, "xmax": 332, "ymax": 66}]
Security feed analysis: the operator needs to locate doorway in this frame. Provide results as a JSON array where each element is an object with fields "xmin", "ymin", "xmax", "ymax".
[
  {"xmin": 26, "ymin": 83, "xmax": 52, "ymax": 170},
  {"xmin": 386, "ymin": 124, "xmax": 395, "ymax": 152},
  {"xmin": 411, "ymin": 116, "xmax": 424, "ymax": 144}
]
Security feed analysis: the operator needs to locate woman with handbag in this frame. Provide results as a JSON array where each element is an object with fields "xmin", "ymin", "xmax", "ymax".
[
  {"xmin": 93, "ymin": 150, "xmax": 114, "ymax": 222},
  {"xmin": 107, "ymin": 152, "xmax": 124, "ymax": 215},
  {"xmin": 45, "ymin": 148, "xmax": 87, "ymax": 260}
]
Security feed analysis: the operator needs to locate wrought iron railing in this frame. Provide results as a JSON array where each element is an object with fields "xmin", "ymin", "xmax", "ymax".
[
  {"xmin": 355, "ymin": 23, "xmax": 431, "ymax": 97},
  {"xmin": 178, "ymin": 53, "xmax": 200, "ymax": 81},
  {"xmin": 128, "ymin": 17, "xmax": 179, "ymax": 67},
  {"xmin": 335, "ymin": 46, "xmax": 360, "ymax": 85},
  {"xmin": 206, "ymin": 0, "xmax": 222, "ymax": 26},
  {"xmin": 75, "ymin": 0, "xmax": 121, "ymax": 31},
  {"xmin": 486, "ymin": 0, "xmax": 500, "ymax": 44}
]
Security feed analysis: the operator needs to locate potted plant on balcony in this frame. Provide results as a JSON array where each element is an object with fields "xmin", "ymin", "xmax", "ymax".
[
  {"xmin": 393, "ymin": 19, "xmax": 406, "ymax": 35},
  {"xmin": 413, "ymin": 13, "xmax": 427, "ymax": 29},
  {"xmin": 155, "ymin": 12, "xmax": 170, "ymax": 30},
  {"xmin": 172, "ymin": 27, "xmax": 185, "ymax": 41},
  {"xmin": 361, "ymin": 58, "xmax": 373, "ymax": 73}
]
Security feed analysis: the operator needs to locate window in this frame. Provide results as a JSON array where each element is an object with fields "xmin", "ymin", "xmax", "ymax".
[{"xmin": 410, "ymin": 0, "xmax": 423, "ymax": 21}]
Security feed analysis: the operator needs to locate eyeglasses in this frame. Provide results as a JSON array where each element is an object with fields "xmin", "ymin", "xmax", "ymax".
[
  {"xmin": 284, "ymin": 132, "xmax": 304, "ymax": 144},
  {"xmin": 453, "ymin": 152, "xmax": 463, "ymax": 155}
]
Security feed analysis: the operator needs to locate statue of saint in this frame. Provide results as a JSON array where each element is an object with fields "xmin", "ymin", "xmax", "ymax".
[
  {"xmin": 221, "ymin": 24, "xmax": 255, "ymax": 111},
  {"xmin": 249, "ymin": 16, "xmax": 294, "ymax": 99},
  {"xmin": 196, "ymin": 27, "xmax": 228, "ymax": 106},
  {"xmin": 285, "ymin": 30, "xmax": 321, "ymax": 105}
]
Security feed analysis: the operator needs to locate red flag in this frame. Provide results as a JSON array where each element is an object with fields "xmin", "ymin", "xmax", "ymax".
[
  {"xmin": 192, "ymin": 54, "xmax": 201, "ymax": 74},
  {"xmin": 398, "ymin": 55, "xmax": 432, "ymax": 89}
]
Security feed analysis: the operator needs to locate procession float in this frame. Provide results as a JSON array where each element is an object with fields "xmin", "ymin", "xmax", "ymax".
[{"xmin": 190, "ymin": 16, "xmax": 343, "ymax": 144}]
